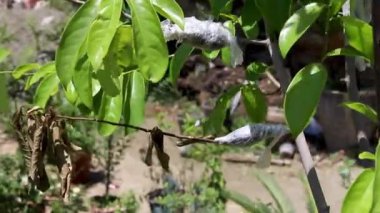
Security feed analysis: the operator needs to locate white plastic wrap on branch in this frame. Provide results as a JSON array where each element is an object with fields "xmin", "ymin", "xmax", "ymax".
[
  {"xmin": 161, "ymin": 17, "xmax": 243, "ymax": 67},
  {"xmin": 214, "ymin": 124, "xmax": 289, "ymax": 146}
]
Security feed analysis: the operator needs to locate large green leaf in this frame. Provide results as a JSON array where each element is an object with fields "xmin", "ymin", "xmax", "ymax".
[
  {"xmin": 123, "ymin": 71, "xmax": 145, "ymax": 133},
  {"xmin": 279, "ymin": 3, "xmax": 325, "ymax": 58},
  {"xmin": 284, "ymin": 63, "xmax": 327, "ymax": 136},
  {"xmin": 56, "ymin": 0, "xmax": 101, "ymax": 87},
  {"xmin": 372, "ymin": 143, "xmax": 380, "ymax": 211},
  {"xmin": 341, "ymin": 16, "xmax": 374, "ymax": 63},
  {"xmin": 105, "ymin": 25, "xmax": 135, "ymax": 73},
  {"xmin": 342, "ymin": 169, "xmax": 374, "ymax": 213},
  {"xmin": 255, "ymin": 170, "xmax": 295, "ymax": 213},
  {"xmin": 12, "ymin": 63, "xmax": 40, "ymax": 79},
  {"xmin": 151, "ymin": 0, "xmax": 184, "ymax": 29},
  {"xmin": 33, "ymin": 73, "xmax": 60, "ymax": 108},
  {"xmin": 97, "ymin": 68, "xmax": 120, "ymax": 97},
  {"xmin": 255, "ymin": 0, "xmax": 291, "ymax": 37},
  {"xmin": 73, "ymin": 55, "xmax": 93, "ymax": 108},
  {"xmin": 169, "ymin": 43, "xmax": 193, "ymax": 85},
  {"xmin": 97, "ymin": 85, "xmax": 123, "ymax": 136},
  {"xmin": 25, "ymin": 62, "xmax": 55, "ymax": 90},
  {"xmin": 241, "ymin": 84, "xmax": 267, "ymax": 123},
  {"xmin": 342, "ymin": 102, "xmax": 377, "ymax": 123},
  {"xmin": 240, "ymin": 0, "xmax": 261, "ymax": 39},
  {"xmin": 204, "ymin": 86, "xmax": 241, "ymax": 134},
  {"xmin": 87, "ymin": 0, "xmax": 122, "ymax": 70},
  {"xmin": 127, "ymin": 0, "xmax": 169, "ymax": 83}
]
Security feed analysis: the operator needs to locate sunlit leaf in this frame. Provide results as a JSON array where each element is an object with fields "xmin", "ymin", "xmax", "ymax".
[
  {"xmin": 87, "ymin": 0, "xmax": 122, "ymax": 70},
  {"xmin": 221, "ymin": 21, "xmax": 234, "ymax": 67},
  {"xmin": 25, "ymin": 62, "xmax": 55, "ymax": 90},
  {"xmin": 127, "ymin": 0, "xmax": 169, "ymax": 83},
  {"xmin": 341, "ymin": 16, "xmax": 374, "ymax": 63},
  {"xmin": 123, "ymin": 71, "xmax": 145, "ymax": 133},
  {"xmin": 169, "ymin": 43, "xmax": 193, "ymax": 85},
  {"xmin": 324, "ymin": 47, "xmax": 369, "ymax": 61},
  {"xmin": 151, "ymin": 0, "xmax": 184, "ymax": 29},
  {"xmin": 342, "ymin": 102, "xmax": 377, "ymax": 123},
  {"xmin": 359, "ymin": 151, "xmax": 375, "ymax": 161},
  {"xmin": 34, "ymin": 73, "xmax": 60, "ymax": 108},
  {"xmin": 284, "ymin": 63, "xmax": 327, "ymax": 136},
  {"xmin": 56, "ymin": 0, "xmax": 101, "ymax": 87},
  {"xmin": 342, "ymin": 169, "xmax": 374, "ymax": 213},
  {"xmin": 64, "ymin": 81, "xmax": 78, "ymax": 104},
  {"xmin": 202, "ymin": 49, "xmax": 220, "ymax": 60},
  {"xmin": 279, "ymin": 3, "xmax": 325, "ymax": 58},
  {"xmin": 12, "ymin": 63, "xmax": 40, "ymax": 79},
  {"xmin": 241, "ymin": 84, "xmax": 267, "ymax": 123},
  {"xmin": 372, "ymin": 143, "xmax": 380, "ymax": 211}
]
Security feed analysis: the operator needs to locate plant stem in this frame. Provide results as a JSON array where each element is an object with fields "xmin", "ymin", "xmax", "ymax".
[
  {"xmin": 105, "ymin": 135, "xmax": 113, "ymax": 198},
  {"xmin": 266, "ymin": 36, "xmax": 329, "ymax": 212}
]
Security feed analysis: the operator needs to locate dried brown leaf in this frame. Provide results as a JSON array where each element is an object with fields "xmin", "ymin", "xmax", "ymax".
[{"xmin": 151, "ymin": 127, "xmax": 170, "ymax": 172}]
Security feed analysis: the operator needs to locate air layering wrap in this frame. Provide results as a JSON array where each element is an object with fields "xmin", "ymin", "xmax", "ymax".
[{"xmin": 161, "ymin": 17, "xmax": 243, "ymax": 67}]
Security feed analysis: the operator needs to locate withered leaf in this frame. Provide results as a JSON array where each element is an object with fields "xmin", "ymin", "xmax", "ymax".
[
  {"xmin": 151, "ymin": 127, "xmax": 170, "ymax": 172},
  {"xmin": 144, "ymin": 138, "xmax": 154, "ymax": 166}
]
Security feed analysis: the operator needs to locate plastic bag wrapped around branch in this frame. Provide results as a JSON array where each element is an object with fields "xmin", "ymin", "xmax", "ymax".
[
  {"xmin": 214, "ymin": 124, "xmax": 289, "ymax": 146},
  {"xmin": 161, "ymin": 17, "xmax": 243, "ymax": 67}
]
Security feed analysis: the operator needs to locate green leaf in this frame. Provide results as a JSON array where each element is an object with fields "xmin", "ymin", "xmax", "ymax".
[
  {"xmin": 73, "ymin": 55, "xmax": 93, "ymax": 108},
  {"xmin": 123, "ymin": 71, "xmax": 145, "ymax": 133},
  {"xmin": 359, "ymin": 151, "xmax": 375, "ymax": 161},
  {"xmin": 284, "ymin": 63, "xmax": 327, "ymax": 136},
  {"xmin": 0, "ymin": 48, "xmax": 10, "ymax": 63},
  {"xmin": 127, "ymin": 0, "xmax": 169, "ymax": 83},
  {"xmin": 246, "ymin": 62, "xmax": 267, "ymax": 81},
  {"xmin": 33, "ymin": 73, "xmax": 60, "ymax": 108},
  {"xmin": 221, "ymin": 21, "xmax": 234, "ymax": 67},
  {"xmin": 97, "ymin": 85, "xmax": 123, "ymax": 136},
  {"xmin": 56, "ymin": 0, "xmax": 101, "ymax": 87},
  {"xmin": 169, "ymin": 43, "xmax": 194, "ymax": 85},
  {"xmin": 64, "ymin": 81, "xmax": 79, "ymax": 104},
  {"xmin": 341, "ymin": 16, "xmax": 374, "ymax": 63},
  {"xmin": 324, "ymin": 47, "xmax": 369, "ymax": 61},
  {"xmin": 97, "ymin": 68, "xmax": 121, "ymax": 97},
  {"xmin": 241, "ymin": 84, "xmax": 267, "ymax": 123},
  {"xmin": 0, "ymin": 75, "xmax": 9, "ymax": 113},
  {"xmin": 255, "ymin": 170, "xmax": 295, "ymax": 213},
  {"xmin": 372, "ymin": 143, "xmax": 380, "ymax": 211},
  {"xmin": 204, "ymin": 86, "xmax": 241, "ymax": 134},
  {"xmin": 12, "ymin": 63, "xmax": 40, "ymax": 79},
  {"xmin": 342, "ymin": 169, "xmax": 374, "ymax": 213},
  {"xmin": 25, "ymin": 62, "xmax": 55, "ymax": 90},
  {"xmin": 151, "ymin": 0, "xmax": 184, "ymax": 29},
  {"xmin": 328, "ymin": 0, "xmax": 346, "ymax": 17},
  {"xmin": 202, "ymin": 49, "xmax": 220, "ymax": 60},
  {"xmin": 87, "ymin": 0, "xmax": 122, "ymax": 70},
  {"xmin": 342, "ymin": 102, "xmax": 377, "ymax": 123},
  {"xmin": 210, "ymin": 0, "xmax": 230, "ymax": 17},
  {"xmin": 255, "ymin": 0, "xmax": 291, "ymax": 37},
  {"xmin": 105, "ymin": 25, "xmax": 135, "ymax": 73},
  {"xmin": 240, "ymin": 0, "xmax": 261, "ymax": 39},
  {"xmin": 279, "ymin": 3, "xmax": 325, "ymax": 58}
]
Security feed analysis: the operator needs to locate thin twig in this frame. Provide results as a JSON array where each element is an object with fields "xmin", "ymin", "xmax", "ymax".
[
  {"xmin": 265, "ymin": 70, "xmax": 281, "ymax": 89},
  {"xmin": 56, "ymin": 115, "xmax": 216, "ymax": 144}
]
